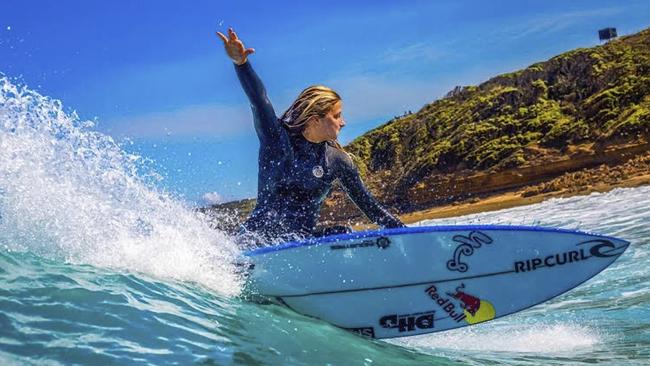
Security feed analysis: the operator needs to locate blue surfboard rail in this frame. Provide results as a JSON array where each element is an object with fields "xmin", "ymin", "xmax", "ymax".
[{"xmin": 243, "ymin": 224, "xmax": 628, "ymax": 256}]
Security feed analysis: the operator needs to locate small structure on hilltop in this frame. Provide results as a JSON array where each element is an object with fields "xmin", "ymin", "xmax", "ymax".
[{"xmin": 598, "ymin": 27, "xmax": 618, "ymax": 42}]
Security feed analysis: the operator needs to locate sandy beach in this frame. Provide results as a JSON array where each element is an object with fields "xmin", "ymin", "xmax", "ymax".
[
  {"xmin": 337, "ymin": 147, "xmax": 650, "ymax": 229},
  {"xmin": 399, "ymin": 173, "xmax": 650, "ymax": 224}
]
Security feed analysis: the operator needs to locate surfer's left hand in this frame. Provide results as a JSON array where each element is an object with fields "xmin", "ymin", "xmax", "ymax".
[{"xmin": 216, "ymin": 28, "xmax": 255, "ymax": 65}]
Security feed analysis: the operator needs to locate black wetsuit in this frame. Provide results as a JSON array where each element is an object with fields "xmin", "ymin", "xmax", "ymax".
[{"xmin": 235, "ymin": 62, "xmax": 404, "ymax": 244}]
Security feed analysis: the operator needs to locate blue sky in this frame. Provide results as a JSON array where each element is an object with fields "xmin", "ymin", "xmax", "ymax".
[{"xmin": 2, "ymin": 0, "xmax": 649, "ymax": 205}]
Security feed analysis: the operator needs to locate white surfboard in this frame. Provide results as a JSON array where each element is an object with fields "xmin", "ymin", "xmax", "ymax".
[{"xmin": 242, "ymin": 225, "xmax": 630, "ymax": 339}]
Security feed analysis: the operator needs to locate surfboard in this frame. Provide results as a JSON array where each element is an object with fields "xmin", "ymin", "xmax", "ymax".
[{"xmin": 242, "ymin": 225, "xmax": 630, "ymax": 339}]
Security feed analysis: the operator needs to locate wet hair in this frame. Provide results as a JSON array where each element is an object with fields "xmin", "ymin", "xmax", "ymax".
[{"xmin": 280, "ymin": 85, "xmax": 343, "ymax": 149}]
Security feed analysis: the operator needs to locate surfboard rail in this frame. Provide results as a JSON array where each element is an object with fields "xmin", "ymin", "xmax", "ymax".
[{"xmin": 244, "ymin": 225, "xmax": 626, "ymax": 256}]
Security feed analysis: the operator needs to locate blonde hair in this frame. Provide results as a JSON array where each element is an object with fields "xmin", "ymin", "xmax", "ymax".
[{"xmin": 281, "ymin": 85, "xmax": 343, "ymax": 148}]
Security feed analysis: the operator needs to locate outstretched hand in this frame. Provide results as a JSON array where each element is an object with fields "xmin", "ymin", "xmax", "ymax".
[{"xmin": 216, "ymin": 28, "xmax": 255, "ymax": 65}]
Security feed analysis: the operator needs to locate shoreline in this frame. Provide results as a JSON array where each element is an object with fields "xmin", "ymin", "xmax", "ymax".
[
  {"xmin": 205, "ymin": 149, "xmax": 650, "ymax": 232},
  {"xmin": 398, "ymin": 173, "xmax": 650, "ymax": 225},
  {"xmin": 327, "ymin": 141, "xmax": 650, "ymax": 230}
]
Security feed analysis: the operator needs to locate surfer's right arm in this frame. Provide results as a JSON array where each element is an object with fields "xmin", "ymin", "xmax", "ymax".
[{"xmin": 216, "ymin": 28, "xmax": 280, "ymax": 143}]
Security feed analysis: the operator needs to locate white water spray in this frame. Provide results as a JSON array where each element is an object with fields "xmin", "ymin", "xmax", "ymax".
[
  {"xmin": 396, "ymin": 322, "xmax": 601, "ymax": 354},
  {"xmin": 0, "ymin": 76, "xmax": 242, "ymax": 295}
]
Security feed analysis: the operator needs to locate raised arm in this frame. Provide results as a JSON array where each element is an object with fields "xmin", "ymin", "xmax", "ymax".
[
  {"xmin": 336, "ymin": 152, "xmax": 405, "ymax": 228},
  {"xmin": 216, "ymin": 28, "xmax": 282, "ymax": 143}
]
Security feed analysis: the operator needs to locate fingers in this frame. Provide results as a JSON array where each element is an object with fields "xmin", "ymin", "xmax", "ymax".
[
  {"xmin": 228, "ymin": 28, "xmax": 238, "ymax": 41},
  {"xmin": 244, "ymin": 48, "xmax": 255, "ymax": 56},
  {"xmin": 215, "ymin": 31, "xmax": 228, "ymax": 44},
  {"xmin": 216, "ymin": 28, "xmax": 239, "ymax": 43}
]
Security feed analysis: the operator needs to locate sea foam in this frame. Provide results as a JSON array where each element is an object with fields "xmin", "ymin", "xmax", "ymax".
[{"xmin": 0, "ymin": 76, "xmax": 242, "ymax": 296}]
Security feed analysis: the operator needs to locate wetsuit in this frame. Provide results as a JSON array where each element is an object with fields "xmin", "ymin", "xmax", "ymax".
[{"xmin": 235, "ymin": 61, "xmax": 404, "ymax": 245}]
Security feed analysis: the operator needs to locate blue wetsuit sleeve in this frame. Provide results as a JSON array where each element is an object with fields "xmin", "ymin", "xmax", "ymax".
[
  {"xmin": 337, "ymin": 152, "xmax": 405, "ymax": 228},
  {"xmin": 234, "ymin": 61, "xmax": 282, "ymax": 143}
]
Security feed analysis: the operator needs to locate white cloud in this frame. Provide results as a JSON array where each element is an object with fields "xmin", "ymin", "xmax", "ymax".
[
  {"xmin": 497, "ymin": 7, "xmax": 626, "ymax": 40},
  {"xmin": 105, "ymin": 103, "xmax": 254, "ymax": 138},
  {"xmin": 202, "ymin": 191, "xmax": 224, "ymax": 205},
  {"xmin": 379, "ymin": 42, "xmax": 447, "ymax": 65}
]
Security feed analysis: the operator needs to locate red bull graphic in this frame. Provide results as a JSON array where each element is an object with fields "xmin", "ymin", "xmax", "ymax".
[
  {"xmin": 451, "ymin": 284, "xmax": 481, "ymax": 315},
  {"xmin": 424, "ymin": 285, "xmax": 466, "ymax": 322},
  {"xmin": 425, "ymin": 283, "xmax": 496, "ymax": 325}
]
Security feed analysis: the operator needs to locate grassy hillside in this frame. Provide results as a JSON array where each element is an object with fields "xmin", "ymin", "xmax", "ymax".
[{"xmin": 347, "ymin": 28, "xmax": 650, "ymax": 200}]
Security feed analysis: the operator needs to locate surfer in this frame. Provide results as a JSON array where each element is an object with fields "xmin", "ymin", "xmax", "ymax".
[{"xmin": 216, "ymin": 28, "xmax": 404, "ymax": 246}]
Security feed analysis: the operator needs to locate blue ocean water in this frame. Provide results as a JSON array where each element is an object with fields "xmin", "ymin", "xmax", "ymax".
[{"xmin": 1, "ymin": 77, "xmax": 648, "ymax": 365}]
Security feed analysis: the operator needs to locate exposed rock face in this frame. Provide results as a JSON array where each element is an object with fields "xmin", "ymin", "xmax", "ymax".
[
  {"xmin": 207, "ymin": 28, "xmax": 650, "ymax": 228},
  {"xmin": 404, "ymin": 142, "xmax": 650, "ymax": 210}
]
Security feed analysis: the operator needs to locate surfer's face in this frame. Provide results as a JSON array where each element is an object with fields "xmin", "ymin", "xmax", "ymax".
[{"xmin": 317, "ymin": 101, "xmax": 345, "ymax": 140}]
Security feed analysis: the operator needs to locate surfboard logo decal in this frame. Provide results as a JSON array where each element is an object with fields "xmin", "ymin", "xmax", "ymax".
[
  {"xmin": 379, "ymin": 310, "xmax": 435, "ymax": 333},
  {"xmin": 450, "ymin": 283, "xmax": 496, "ymax": 324},
  {"xmin": 514, "ymin": 239, "xmax": 628, "ymax": 273},
  {"xmin": 425, "ymin": 283, "xmax": 495, "ymax": 324},
  {"xmin": 446, "ymin": 231, "xmax": 493, "ymax": 273},
  {"xmin": 376, "ymin": 237, "xmax": 390, "ymax": 249},
  {"xmin": 579, "ymin": 239, "xmax": 627, "ymax": 258},
  {"xmin": 330, "ymin": 236, "xmax": 390, "ymax": 250}
]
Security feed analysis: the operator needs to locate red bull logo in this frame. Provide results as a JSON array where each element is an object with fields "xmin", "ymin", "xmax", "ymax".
[
  {"xmin": 425, "ymin": 283, "xmax": 496, "ymax": 325},
  {"xmin": 450, "ymin": 284, "xmax": 481, "ymax": 316},
  {"xmin": 424, "ymin": 285, "xmax": 467, "ymax": 322}
]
